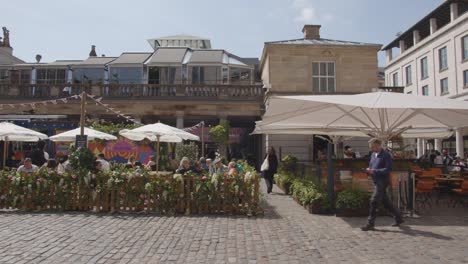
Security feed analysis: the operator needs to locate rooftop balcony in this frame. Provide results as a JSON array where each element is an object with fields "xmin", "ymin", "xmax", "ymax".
[{"xmin": 0, "ymin": 83, "xmax": 264, "ymax": 102}]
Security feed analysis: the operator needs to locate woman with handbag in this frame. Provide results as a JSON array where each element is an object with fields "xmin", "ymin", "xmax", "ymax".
[{"xmin": 261, "ymin": 147, "xmax": 278, "ymax": 194}]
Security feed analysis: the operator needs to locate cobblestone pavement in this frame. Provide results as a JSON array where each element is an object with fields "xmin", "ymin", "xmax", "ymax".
[{"xmin": 0, "ymin": 181, "xmax": 467, "ymax": 264}]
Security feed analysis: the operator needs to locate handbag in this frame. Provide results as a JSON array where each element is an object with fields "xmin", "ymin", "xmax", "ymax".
[{"xmin": 260, "ymin": 157, "xmax": 269, "ymax": 172}]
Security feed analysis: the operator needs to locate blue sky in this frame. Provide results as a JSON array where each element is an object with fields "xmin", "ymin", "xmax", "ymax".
[{"xmin": 3, "ymin": 0, "xmax": 442, "ymax": 66}]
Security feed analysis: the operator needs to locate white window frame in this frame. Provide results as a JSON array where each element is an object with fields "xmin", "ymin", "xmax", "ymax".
[
  {"xmin": 421, "ymin": 85, "xmax": 429, "ymax": 96},
  {"xmin": 312, "ymin": 61, "xmax": 336, "ymax": 93},
  {"xmin": 420, "ymin": 57, "xmax": 428, "ymax": 80},
  {"xmin": 438, "ymin": 46, "xmax": 448, "ymax": 71},
  {"xmin": 405, "ymin": 65, "xmax": 412, "ymax": 86},
  {"xmin": 440, "ymin": 78, "xmax": 449, "ymax": 95},
  {"xmin": 392, "ymin": 72, "xmax": 399, "ymax": 86}
]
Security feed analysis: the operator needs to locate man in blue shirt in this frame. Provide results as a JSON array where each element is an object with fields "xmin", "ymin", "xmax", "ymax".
[{"xmin": 361, "ymin": 138, "xmax": 403, "ymax": 231}]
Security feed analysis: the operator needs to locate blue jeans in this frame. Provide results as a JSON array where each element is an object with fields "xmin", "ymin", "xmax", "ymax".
[{"xmin": 368, "ymin": 179, "xmax": 402, "ymax": 225}]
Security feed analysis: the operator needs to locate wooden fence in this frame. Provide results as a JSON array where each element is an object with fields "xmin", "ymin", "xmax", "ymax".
[{"xmin": 0, "ymin": 172, "xmax": 261, "ymax": 216}]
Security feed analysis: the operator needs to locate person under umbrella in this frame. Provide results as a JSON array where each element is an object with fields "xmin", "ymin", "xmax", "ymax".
[{"xmin": 361, "ymin": 138, "xmax": 403, "ymax": 231}]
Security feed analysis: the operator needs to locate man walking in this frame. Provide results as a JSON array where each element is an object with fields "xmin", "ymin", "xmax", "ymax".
[{"xmin": 361, "ymin": 138, "xmax": 403, "ymax": 231}]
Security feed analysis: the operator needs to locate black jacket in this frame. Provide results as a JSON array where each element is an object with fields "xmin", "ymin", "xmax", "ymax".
[
  {"xmin": 30, "ymin": 148, "xmax": 46, "ymax": 167},
  {"xmin": 265, "ymin": 154, "xmax": 278, "ymax": 174}
]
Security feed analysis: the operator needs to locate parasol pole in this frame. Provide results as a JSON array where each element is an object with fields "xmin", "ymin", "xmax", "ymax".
[
  {"xmin": 201, "ymin": 121, "xmax": 205, "ymax": 158},
  {"xmin": 156, "ymin": 135, "xmax": 161, "ymax": 172},
  {"xmin": 2, "ymin": 137, "xmax": 7, "ymax": 169},
  {"xmin": 79, "ymin": 88, "xmax": 86, "ymax": 136}
]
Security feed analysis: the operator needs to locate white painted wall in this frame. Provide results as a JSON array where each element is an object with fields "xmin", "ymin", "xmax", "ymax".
[{"xmin": 385, "ymin": 11, "xmax": 468, "ymax": 100}]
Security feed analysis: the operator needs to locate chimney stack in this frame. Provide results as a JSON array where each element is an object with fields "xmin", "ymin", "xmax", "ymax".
[
  {"xmin": 89, "ymin": 45, "xmax": 97, "ymax": 57},
  {"xmin": 302, "ymin": 25, "xmax": 321, "ymax": 39}
]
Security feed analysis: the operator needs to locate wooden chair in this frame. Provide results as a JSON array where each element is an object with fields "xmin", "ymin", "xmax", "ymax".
[
  {"xmin": 415, "ymin": 179, "xmax": 435, "ymax": 209},
  {"xmin": 451, "ymin": 180, "xmax": 468, "ymax": 208}
]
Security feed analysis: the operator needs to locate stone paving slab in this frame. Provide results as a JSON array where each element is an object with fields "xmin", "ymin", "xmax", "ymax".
[{"xmin": 0, "ymin": 181, "xmax": 466, "ymax": 263}]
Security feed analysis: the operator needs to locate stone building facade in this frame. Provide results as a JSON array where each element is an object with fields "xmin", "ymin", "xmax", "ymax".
[
  {"xmin": 260, "ymin": 25, "xmax": 381, "ymax": 161},
  {"xmin": 383, "ymin": 0, "xmax": 468, "ymax": 156}
]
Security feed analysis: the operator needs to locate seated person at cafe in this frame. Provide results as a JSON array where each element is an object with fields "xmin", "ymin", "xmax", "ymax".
[
  {"xmin": 344, "ymin": 146, "xmax": 356, "ymax": 159},
  {"xmin": 176, "ymin": 157, "xmax": 192, "ymax": 174},
  {"xmin": 57, "ymin": 155, "xmax": 71, "ymax": 174},
  {"xmin": 93, "ymin": 160, "xmax": 103, "ymax": 173},
  {"xmin": 17, "ymin": 158, "xmax": 39, "ymax": 174},
  {"xmin": 199, "ymin": 157, "xmax": 208, "ymax": 170},
  {"xmin": 205, "ymin": 158, "xmax": 214, "ymax": 175},
  {"xmin": 433, "ymin": 150, "xmax": 444, "ymax": 167},
  {"xmin": 192, "ymin": 161, "xmax": 203, "ymax": 175},
  {"xmin": 227, "ymin": 161, "xmax": 238, "ymax": 175},
  {"xmin": 213, "ymin": 159, "xmax": 227, "ymax": 175},
  {"xmin": 97, "ymin": 153, "xmax": 110, "ymax": 172},
  {"xmin": 442, "ymin": 149, "xmax": 454, "ymax": 166},
  {"xmin": 451, "ymin": 157, "xmax": 466, "ymax": 172},
  {"xmin": 126, "ymin": 155, "xmax": 136, "ymax": 169},
  {"xmin": 145, "ymin": 155, "xmax": 157, "ymax": 171}
]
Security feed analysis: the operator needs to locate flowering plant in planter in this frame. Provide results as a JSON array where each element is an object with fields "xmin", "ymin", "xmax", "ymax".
[{"xmin": 0, "ymin": 161, "xmax": 261, "ymax": 215}]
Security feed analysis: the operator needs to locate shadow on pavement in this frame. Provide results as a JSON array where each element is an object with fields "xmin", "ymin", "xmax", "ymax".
[
  {"xmin": 340, "ymin": 216, "xmax": 455, "ymax": 240},
  {"xmin": 375, "ymin": 226, "xmax": 454, "ymax": 241}
]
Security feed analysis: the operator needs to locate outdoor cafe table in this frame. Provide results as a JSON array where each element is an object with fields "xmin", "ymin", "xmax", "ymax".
[{"xmin": 435, "ymin": 177, "xmax": 464, "ymax": 183}]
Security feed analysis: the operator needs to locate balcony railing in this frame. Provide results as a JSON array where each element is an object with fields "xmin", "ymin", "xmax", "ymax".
[{"xmin": 0, "ymin": 84, "xmax": 264, "ymax": 101}]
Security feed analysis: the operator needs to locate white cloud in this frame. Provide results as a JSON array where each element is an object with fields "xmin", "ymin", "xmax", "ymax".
[
  {"xmin": 290, "ymin": 0, "xmax": 334, "ymax": 24},
  {"xmin": 294, "ymin": 7, "xmax": 316, "ymax": 23}
]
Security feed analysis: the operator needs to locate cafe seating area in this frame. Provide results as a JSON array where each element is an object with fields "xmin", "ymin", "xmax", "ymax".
[{"xmin": 412, "ymin": 166, "xmax": 468, "ymax": 210}]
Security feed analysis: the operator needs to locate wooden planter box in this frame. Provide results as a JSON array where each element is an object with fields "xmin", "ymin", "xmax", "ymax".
[
  {"xmin": 335, "ymin": 206, "xmax": 369, "ymax": 217},
  {"xmin": 308, "ymin": 202, "xmax": 322, "ymax": 214},
  {"xmin": 283, "ymin": 182, "xmax": 291, "ymax": 195}
]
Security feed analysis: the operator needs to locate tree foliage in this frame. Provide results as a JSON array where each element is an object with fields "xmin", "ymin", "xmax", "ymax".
[{"xmin": 209, "ymin": 119, "xmax": 230, "ymax": 158}]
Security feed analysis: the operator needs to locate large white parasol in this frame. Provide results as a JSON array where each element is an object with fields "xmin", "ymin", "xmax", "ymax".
[
  {"xmin": 49, "ymin": 127, "xmax": 117, "ymax": 142},
  {"xmin": 0, "ymin": 122, "xmax": 49, "ymax": 167},
  {"xmin": 261, "ymin": 92, "xmax": 468, "ymax": 142},
  {"xmin": 119, "ymin": 122, "xmax": 200, "ymax": 171}
]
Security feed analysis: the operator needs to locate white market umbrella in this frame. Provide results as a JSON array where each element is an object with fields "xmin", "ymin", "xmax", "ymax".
[
  {"xmin": 119, "ymin": 130, "xmax": 183, "ymax": 143},
  {"xmin": 261, "ymin": 92, "xmax": 468, "ymax": 143},
  {"xmin": 119, "ymin": 122, "xmax": 199, "ymax": 171},
  {"xmin": 49, "ymin": 127, "xmax": 117, "ymax": 142},
  {"xmin": 131, "ymin": 122, "xmax": 200, "ymax": 141},
  {"xmin": 0, "ymin": 122, "xmax": 49, "ymax": 142},
  {"xmin": 253, "ymin": 122, "xmax": 454, "ymax": 139},
  {"xmin": 0, "ymin": 122, "xmax": 49, "ymax": 167}
]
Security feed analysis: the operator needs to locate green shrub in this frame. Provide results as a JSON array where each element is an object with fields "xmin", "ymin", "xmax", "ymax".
[
  {"xmin": 175, "ymin": 142, "xmax": 199, "ymax": 162},
  {"xmin": 69, "ymin": 147, "xmax": 95, "ymax": 174},
  {"xmin": 290, "ymin": 179, "xmax": 321, "ymax": 205},
  {"xmin": 336, "ymin": 188, "xmax": 370, "ymax": 210},
  {"xmin": 274, "ymin": 173, "xmax": 294, "ymax": 187},
  {"xmin": 279, "ymin": 155, "xmax": 299, "ymax": 174}
]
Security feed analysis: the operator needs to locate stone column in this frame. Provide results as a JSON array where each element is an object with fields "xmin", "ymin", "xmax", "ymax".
[
  {"xmin": 176, "ymin": 111, "xmax": 184, "ymax": 129},
  {"xmin": 451, "ymin": 2, "xmax": 459, "ymax": 21},
  {"xmin": 422, "ymin": 139, "xmax": 427, "ymax": 156},
  {"xmin": 434, "ymin": 138, "xmax": 443, "ymax": 152},
  {"xmin": 430, "ymin": 18, "xmax": 438, "ymax": 34},
  {"xmin": 455, "ymin": 128, "xmax": 464, "ymax": 157},
  {"xmin": 413, "ymin": 30, "xmax": 420, "ymax": 45},
  {"xmin": 417, "ymin": 138, "xmax": 423, "ymax": 158},
  {"xmin": 399, "ymin": 40, "xmax": 406, "ymax": 53},
  {"xmin": 386, "ymin": 49, "xmax": 393, "ymax": 64}
]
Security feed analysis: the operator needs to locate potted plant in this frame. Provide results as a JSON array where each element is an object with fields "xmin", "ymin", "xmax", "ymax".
[
  {"xmin": 274, "ymin": 173, "xmax": 294, "ymax": 195},
  {"xmin": 308, "ymin": 188, "xmax": 331, "ymax": 214},
  {"xmin": 335, "ymin": 188, "xmax": 370, "ymax": 217}
]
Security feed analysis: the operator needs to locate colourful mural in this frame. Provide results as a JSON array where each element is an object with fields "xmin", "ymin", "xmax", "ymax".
[
  {"xmin": 53, "ymin": 136, "xmax": 157, "ymax": 164},
  {"xmin": 88, "ymin": 136, "xmax": 156, "ymax": 164}
]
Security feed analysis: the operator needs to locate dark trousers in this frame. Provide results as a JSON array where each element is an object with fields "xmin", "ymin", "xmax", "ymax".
[
  {"xmin": 263, "ymin": 172, "xmax": 274, "ymax": 193},
  {"xmin": 368, "ymin": 180, "xmax": 402, "ymax": 225}
]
